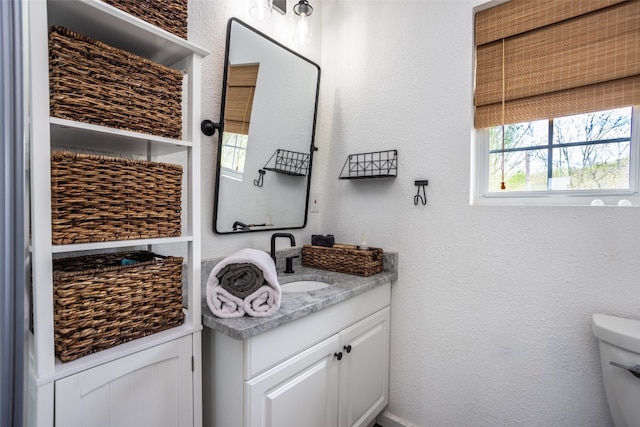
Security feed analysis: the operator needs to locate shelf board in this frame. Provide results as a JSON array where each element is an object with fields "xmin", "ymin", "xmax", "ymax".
[
  {"xmin": 47, "ymin": 0, "xmax": 209, "ymax": 66},
  {"xmin": 339, "ymin": 174, "xmax": 397, "ymax": 180},
  {"xmin": 50, "ymin": 118, "xmax": 192, "ymax": 156},
  {"xmin": 34, "ymin": 324, "xmax": 202, "ymax": 385},
  {"xmin": 263, "ymin": 167, "xmax": 307, "ymax": 177},
  {"xmin": 51, "ymin": 236, "xmax": 193, "ymax": 254}
]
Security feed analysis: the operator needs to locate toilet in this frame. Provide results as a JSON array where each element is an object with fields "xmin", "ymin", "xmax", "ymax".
[{"xmin": 592, "ymin": 314, "xmax": 640, "ymax": 427}]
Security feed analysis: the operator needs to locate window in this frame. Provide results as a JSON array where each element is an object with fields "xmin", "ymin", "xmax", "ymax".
[
  {"xmin": 220, "ymin": 132, "xmax": 248, "ymax": 180},
  {"xmin": 485, "ymin": 107, "xmax": 637, "ymax": 194},
  {"xmin": 473, "ymin": 0, "xmax": 640, "ymax": 205}
]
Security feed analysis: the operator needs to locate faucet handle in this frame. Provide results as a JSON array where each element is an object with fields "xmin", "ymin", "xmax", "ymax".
[{"xmin": 284, "ymin": 255, "xmax": 299, "ymax": 274}]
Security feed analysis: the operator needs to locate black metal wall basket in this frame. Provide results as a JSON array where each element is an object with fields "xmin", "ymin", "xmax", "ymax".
[
  {"xmin": 263, "ymin": 149, "xmax": 310, "ymax": 177},
  {"xmin": 339, "ymin": 149, "xmax": 398, "ymax": 179}
]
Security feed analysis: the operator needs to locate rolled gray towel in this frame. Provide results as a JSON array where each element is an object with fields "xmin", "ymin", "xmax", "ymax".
[{"xmin": 216, "ymin": 263, "xmax": 265, "ymax": 299}]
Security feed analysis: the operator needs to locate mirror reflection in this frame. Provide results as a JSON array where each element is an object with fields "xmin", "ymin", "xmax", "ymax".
[{"xmin": 213, "ymin": 18, "xmax": 320, "ymax": 234}]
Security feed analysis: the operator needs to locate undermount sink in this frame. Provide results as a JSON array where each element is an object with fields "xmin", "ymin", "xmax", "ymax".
[{"xmin": 280, "ymin": 280, "xmax": 331, "ymax": 293}]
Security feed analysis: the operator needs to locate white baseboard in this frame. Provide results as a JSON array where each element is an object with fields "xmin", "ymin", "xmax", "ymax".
[{"xmin": 376, "ymin": 410, "xmax": 416, "ymax": 427}]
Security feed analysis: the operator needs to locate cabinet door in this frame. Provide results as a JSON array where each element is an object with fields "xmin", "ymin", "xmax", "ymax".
[
  {"xmin": 246, "ymin": 335, "xmax": 340, "ymax": 427},
  {"xmin": 55, "ymin": 335, "xmax": 193, "ymax": 427},
  {"xmin": 338, "ymin": 307, "xmax": 390, "ymax": 427}
]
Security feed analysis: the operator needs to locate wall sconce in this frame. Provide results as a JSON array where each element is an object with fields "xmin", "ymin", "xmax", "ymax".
[
  {"xmin": 293, "ymin": 0, "xmax": 313, "ymax": 46},
  {"xmin": 248, "ymin": 0, "xmax": 313, "ymax": 46},
  {"xmin": 249, "ymin": 0, "xmax": 274, "ymax": 21},
  {"xmin": 249, "ymin": 0, "xmax": 286, "ymax": 20}
]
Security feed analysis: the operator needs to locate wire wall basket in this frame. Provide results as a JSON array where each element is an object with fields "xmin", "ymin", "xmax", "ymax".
[
  {"xmin": 263, "ymin": 149, "xmax": 310, "ymax": 177},
  {"xmin": 339, "ymin": 149, "xmax": 397, "ymax": 179}
]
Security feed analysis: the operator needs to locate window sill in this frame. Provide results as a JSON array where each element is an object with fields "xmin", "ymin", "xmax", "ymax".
[{"xmin": 472, "ymin": 191, "xmax": 640, "ymax": 207}]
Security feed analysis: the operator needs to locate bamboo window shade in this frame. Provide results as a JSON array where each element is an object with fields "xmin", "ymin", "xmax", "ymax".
[
  {"xmin": 224, "ymin": 64, "xmax": 259, "ymax": 135},
  {"xmin": 474, "ymin": 0, "xmax": 640, "ymax": 129}
]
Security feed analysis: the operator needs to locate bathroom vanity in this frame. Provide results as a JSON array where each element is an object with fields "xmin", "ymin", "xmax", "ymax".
[{"xmin": 202, "ymin": 256, "xmax": 397, "ymax": 427}]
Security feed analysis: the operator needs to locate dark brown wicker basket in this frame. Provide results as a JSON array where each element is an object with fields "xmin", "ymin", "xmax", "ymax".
[
  {"xmin": 53, "ymin": 251, "xmax": 184, "ymax": 362},
  {"xmin": 302, "ymin": 244, "xmax": 384, "ymax": 277},
  {"xmin": 51, "ymin": 151, "xmax": 182, "ymax": 245},
  {"xmin": 49, "ymin": 25, "xmax": 183, "ymax": 139},
  {"xmin": 102, "ymin": 0, "xmax": 188, "ymax": 39}
]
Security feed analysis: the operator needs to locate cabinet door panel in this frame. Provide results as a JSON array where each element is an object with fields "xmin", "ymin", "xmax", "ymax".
[
  {"xmin": 339, "ymin": 307, "xmax": 390, "ymax": 427},
  {"xmin": 246, "ymin": 335, "xmax": 340, "ymax": 427},
  {"xmin": 55, "ymin": 336, "xmax": 193, "ymax": 427}
]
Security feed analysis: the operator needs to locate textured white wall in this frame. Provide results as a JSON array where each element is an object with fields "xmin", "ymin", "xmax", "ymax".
[
  {"xmin": 191, "ymin": 1, "xmax": 639, "ymax": 425},
  {"xmin": 316, "ymin": 1, "xmax": 638, "ymax": 426}
]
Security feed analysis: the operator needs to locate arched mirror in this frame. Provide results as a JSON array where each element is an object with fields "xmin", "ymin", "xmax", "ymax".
[{"xmin": 213, "ymin": 18, "xmax": 320, "ymax": 234}]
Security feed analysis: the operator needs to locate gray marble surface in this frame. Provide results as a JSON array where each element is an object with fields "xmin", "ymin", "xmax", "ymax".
[{"xmin": 201, "ymin": 249, "xmax": 398, "ymax": 340}]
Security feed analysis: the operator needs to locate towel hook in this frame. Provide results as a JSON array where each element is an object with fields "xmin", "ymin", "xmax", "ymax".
[
  {"xmin": 414, "ymin": 180, "xmax": 428, "ymax": 205},
  {"xmin": 254, "ymin": 169, "xmax": 265, "ymax": 187}
]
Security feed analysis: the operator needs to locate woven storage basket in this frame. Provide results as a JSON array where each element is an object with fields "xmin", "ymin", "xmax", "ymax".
[
  {"xmin": 53, "ymin": 251, "xmax": 184, "ymax": 362},
  {"xmin": 49, "ymin": 26, "xmax": 183, "ymax": 139},
  {"xmin": 51, "ymin": 151, "xmax": 182, "ymax": 245},
  {"xmin": 302, "ymin": 244, "xmax": 383, "ymax": 277},
  {"xmin": 102, "ymin": 0, "xmax": 188, "ymax": 39}
]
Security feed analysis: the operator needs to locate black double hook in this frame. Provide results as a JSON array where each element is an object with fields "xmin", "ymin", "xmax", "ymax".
[
  {"xmin": 414, "ymin": 180, "xmax": 428, "ymax": 205},
  {"xmin": 254, "ymin": 169, "xmax": 265, "ymax": 187}
]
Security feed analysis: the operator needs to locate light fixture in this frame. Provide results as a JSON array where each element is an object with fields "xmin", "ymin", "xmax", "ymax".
[
  {"xmin": 293, "ymin": 0, "xmax": 313, "ymax": 46},
  {"xmin": 249, "ymin": 0, "xmax": 286, "ymax": 20},
  {"xmin": 248, "ymin": 0, "xmax": 313, "ymax": 46},
  {"xmin": 249, "ymin": 0, "xmax": 273, "ymax": 21}
]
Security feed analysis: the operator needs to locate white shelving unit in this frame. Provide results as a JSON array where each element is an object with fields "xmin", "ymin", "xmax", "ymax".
[{"xmin": 26, "ymin": 1, "xmax": 209, "ymax": 425}]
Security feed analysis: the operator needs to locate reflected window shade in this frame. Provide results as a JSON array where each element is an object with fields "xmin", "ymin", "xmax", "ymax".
[
  {"xmin": 224, "ymin": 64, "xmax": 259, "ymax": 135},
  {"xmin": 474, "ymin": 0, "xmax": 640, "ymax": 129}
]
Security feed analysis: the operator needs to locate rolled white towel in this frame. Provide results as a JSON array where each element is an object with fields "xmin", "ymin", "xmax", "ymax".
[
  {"xmin": 244, "ymin": 285, "xmax": 281, "ymax": 317},
  {"xmin": 206, "ymin": 248, "xmax": 281, "ymax": 318},
  {"xmin": 206, "ymin": 285, "xmax": 245, "ymax": 318}
]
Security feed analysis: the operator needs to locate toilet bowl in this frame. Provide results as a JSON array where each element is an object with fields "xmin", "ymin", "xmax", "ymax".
[{"xmin": 592, "ymin": 314, "xmax": 640, "ymax": 427}]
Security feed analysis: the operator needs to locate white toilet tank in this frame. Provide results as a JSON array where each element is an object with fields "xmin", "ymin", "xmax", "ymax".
[{"xmin": 592, "ymin": 314, "xmax": 640, "ymax": 427}]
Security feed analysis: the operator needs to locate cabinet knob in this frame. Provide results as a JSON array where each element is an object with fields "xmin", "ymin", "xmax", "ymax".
[
  {"xmin": 343, "ymin": 345, "xmax": 352, "ymax": 353},
  {"xmin": 334, "ymin": 352, "xmax": 343, "ymax": 361}
]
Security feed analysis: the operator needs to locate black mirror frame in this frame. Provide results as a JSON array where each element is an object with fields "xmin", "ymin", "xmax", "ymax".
[{"xmin": 212, "ymin": 17, "xmax": 321, "ymax": 234}]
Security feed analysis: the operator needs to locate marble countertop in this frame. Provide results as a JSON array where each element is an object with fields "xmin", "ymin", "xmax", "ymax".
[{"xmin": 201, "ymin": 251, "xmax": 398, "ymax": 340}]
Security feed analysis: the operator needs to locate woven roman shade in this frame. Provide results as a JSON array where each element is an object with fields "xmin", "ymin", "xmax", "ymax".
[
  {"xmin": 224, "ymin": 64, "xmax": 259, "ymax": 135},
  {"xmin": 474, "ymin": 0, "xmax": 640, "ymax": 129}
]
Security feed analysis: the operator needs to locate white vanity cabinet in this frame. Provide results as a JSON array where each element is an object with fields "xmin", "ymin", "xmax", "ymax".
[
  {"xmin": 337, "ymin": 307, "xmax": 390, "ymax": 427},
  {"xmin": 246, "ymin": 308, "xmax": 390, "ymax": 427},
  {"xmin": 26, "ymin": 1, "xmax": 208, "ymax": 426},
  {"xmin": 204, "ymin": 282, "xmax": 391, "ymax": 427},
  {"xmin": 246, "ymin": 335, "xmax": 341, "ymax": 427}
]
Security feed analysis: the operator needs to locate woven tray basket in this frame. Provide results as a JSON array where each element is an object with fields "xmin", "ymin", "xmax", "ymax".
[
  {"xmin": 51, "ymin": 151, "xmax": 182, "ymax": 245},
  {"xmin": 102, "ymin": 0, "xmax": 188, "ymax": 39},
  {"xmin": 302, "ymin": 244, "xmax": 384, "ymax": 277},
  {"xmin": 53, "ymin": 251, "xmax": 184, "ymax": 362},
  {"xmin": 49, "ymin": 26, "xmax": 183, "ymax": 139}
]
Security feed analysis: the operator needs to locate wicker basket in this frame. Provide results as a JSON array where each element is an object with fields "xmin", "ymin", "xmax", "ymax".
[
  {"xmin": 102, "ymin": 0, "xmax": 188, "ymax": 39},
  {"xmin": 49, "ymin": 26, "xmax": 183, "ymax": 139},
  {"xmin": 302, "ymin": 244, "xmax": 384, "ymax": 277},
  {"xmin": 53, "ymin": 251, "xmax": 184, "ymax": 362},
  {"xmin": 51, "ymin": 151, "xmax": 182, "ymax": 245}
]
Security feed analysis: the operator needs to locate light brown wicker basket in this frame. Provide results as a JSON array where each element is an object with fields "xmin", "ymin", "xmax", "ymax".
[
  {"xmin": 49, "ymin": 26, "xmax": 183, "ymax": 139},
  {"xmin": 302, "ymin": 244, "xmax": 384, "ymax": 277},
  {"xmin": 102, "ymin": 0, "xmax": 188, "ymax": 39},
  {"xmin": 51, "ymin": 151, "xmax": 182, "ymax": 245},
  {"xmin": 53, "ymin": 251, "xmax": 184, "ymax": 362}
]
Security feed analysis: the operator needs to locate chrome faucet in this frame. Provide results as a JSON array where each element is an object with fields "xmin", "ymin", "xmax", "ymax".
[{"xmin": 270, "ymin": 232, "xmax": 296, "ymax": 264}]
